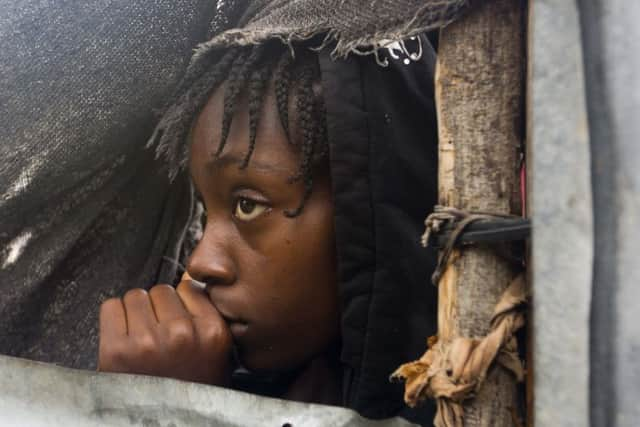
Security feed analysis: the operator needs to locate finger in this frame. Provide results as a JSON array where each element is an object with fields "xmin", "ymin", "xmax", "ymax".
[
  {"xmin": 176, "ymin": 279, "xmax": 220, "ymax": 319},
  {"xmin": 148, "ymin": 285, "xmax": 189, "ymax": 323},
  {"xmin": 99, "ymin": 298, "xmax": 127, "ymax": 339},
  {"xmin": 122, "ymin": 289, "xmax": 157, "ymax": 334}
]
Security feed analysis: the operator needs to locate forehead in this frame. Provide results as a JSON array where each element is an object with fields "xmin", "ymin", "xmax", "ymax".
[{"xmin": 189, "ymin": 82, "xmax": 300, "ymax": 175}]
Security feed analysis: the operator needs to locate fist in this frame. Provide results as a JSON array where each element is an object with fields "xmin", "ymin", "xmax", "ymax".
[{"xmin": 98, "ymin": 276, "xmax": 232, "ymax": 385}]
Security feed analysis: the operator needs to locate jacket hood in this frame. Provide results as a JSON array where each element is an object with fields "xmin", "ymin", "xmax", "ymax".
[{"xmin": 320, "ymin": 35, "xmax": 439, "ymax": 422}]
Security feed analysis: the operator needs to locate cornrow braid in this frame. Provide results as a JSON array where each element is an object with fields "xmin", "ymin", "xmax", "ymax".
[
  {"xmin": 171, "ymin": 49, "xmax": 227, "ymax": 111},
  {"xmin": 150, "ymin": 48, "xmax": 239, "ymax": 174},
  {"xmin": 313, "ymin": 93, "xmax": 330, "ymax": 163},
  {"xmin": 216, "ymin": 46, "xmax": 263, "ymax": 157},
  {"xmin": 242, "ymin": 63, "xmax": 273, "ymax": 169},
  {"xmin": 273, "ymin": 53, "xmax": 294, "ymax": 142},
  {"xmin": 153, "ymin": 41, "xmax": 330, "ymax": 216},
  {"xmin": 285, "ymin": 63, "xmax": 320, "ymax": 217}
]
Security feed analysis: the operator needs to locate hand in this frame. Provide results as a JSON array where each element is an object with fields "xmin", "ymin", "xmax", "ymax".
[{"xmin": 98, "ymin": 274, "xmax": 232, "ymax": 385}]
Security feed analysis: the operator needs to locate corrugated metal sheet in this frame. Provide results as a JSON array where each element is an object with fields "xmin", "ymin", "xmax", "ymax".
[
  {"xmin": 531, "ymin": 1, "xmax": 640, "ymax": 426},
  {"xmin": 579, "ymin": 1, "xmax": 640, "ymax": 426},
  {"xmin": 528, "ymin": 1, "xmax": 592, "ymax": 426},
  {"xmin": 0, "ymin": 355, "xmax": 416, "ymax": 427}
]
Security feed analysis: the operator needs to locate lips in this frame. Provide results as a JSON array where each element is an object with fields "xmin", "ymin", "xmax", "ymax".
[
  {"xmin": 227, "ymin": 322, "xmax": 249, "ymax": 337},
  {"xmin": 217, "ymin": 308, "xmax": 242, "ymax": 325},
  {"xmin": 205, "ymin": 289, "xmax": 248, "ymax": 338},
  {"xmin": 217, "ymin": 310, "xmax": 249, "ymax": 338}
]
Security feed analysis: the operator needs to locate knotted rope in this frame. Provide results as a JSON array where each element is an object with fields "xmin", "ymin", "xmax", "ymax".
[
  {"xmin": 392, "ymin": 207, "xmax": 528, "ymax": 427},
  {"xmin": 391, "ymin": 274, "xmax": 526, "ymax": 427},
  {"xmin": 422, "ymin": 206, "xmax": 523, "ymax": 285}
]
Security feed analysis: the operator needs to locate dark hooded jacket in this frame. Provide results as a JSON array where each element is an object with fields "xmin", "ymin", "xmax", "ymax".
[
  {"xmin": 1, "ymin": 3, "xmax": 438, "ymax": 425},
  {"xmin": 320, "ymin": 38, "xmax": 439, "ymax": 424}
]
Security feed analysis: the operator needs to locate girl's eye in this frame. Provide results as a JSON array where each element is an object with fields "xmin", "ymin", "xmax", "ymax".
[{"xmin": 234, "ymin": 197, "xmax": 268, "ymax": 221}]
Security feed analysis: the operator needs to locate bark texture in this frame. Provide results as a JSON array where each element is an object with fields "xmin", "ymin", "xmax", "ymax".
[{"xmin": 435, "ymin": 1, "xmax": 526, "ymax": 426}]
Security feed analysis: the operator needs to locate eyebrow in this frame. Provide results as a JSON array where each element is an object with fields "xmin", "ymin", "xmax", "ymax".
[{"xmin": 205, "ymin": 154, "xmax": 292, "ymax": 175}]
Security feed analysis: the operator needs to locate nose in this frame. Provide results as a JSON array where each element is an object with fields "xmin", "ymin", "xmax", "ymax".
[{"xmin": 186, "ymin": 227, "xmax": 237, "ymax": 287}]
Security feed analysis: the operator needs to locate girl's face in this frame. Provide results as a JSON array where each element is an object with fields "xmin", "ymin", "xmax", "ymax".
[{"xmin": 187, "ymin": 83, "xmax": 340, "ymax": 373}]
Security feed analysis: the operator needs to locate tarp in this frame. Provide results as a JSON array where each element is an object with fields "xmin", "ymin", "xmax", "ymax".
[
  {"xmin": 530, "ymin": 1, "xmax": 640, "ymax": 426},
  {"xmin": 0, "ymin": 0, "xmax": 215, "ymax": 369},
  {"xmin": 0, "ymin": 355, "xmax": 416, "ymax": 427}
]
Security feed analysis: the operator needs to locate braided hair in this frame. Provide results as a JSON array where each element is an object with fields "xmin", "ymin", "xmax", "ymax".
[{"xmin": 149, "ymin": 41, "xmax": 329, "ymax": 217}]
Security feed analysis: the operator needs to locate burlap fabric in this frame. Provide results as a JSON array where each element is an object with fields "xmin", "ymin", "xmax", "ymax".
[
  {"xmin": 204, "ymin": 0, "xmax": 469, "ymax": 57},
  {"xmin": 0, "ymin": 1, "xmax": 216, "ymax": 369},
  {"xmin": 1, "ymin": 0, "xmax": 471, "ymax": 373}
]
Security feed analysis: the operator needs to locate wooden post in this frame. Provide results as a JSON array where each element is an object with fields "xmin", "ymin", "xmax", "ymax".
[{"xmin": 435, "ymin": 1, "xmax": 526, "ymax": 426}]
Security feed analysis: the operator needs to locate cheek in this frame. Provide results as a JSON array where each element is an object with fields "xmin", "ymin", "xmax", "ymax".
[
  {"xmin": 240, "ymin": 197, "xmax": 339, "ymax": 368},
  {"xmin": 257, "ymin": 213, "xmax": 337, "ymax": 329},
  {"xmin": 277, "ymin": 199, "xmax": 337, "ymax": 318}
]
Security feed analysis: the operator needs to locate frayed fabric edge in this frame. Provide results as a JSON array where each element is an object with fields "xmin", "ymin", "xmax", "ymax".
[
  {"xmin": 192, "ymin": 0, "xmax": 470, "ymax": 61},
  {"xmin": 148, "ymin": 1, "xmax": 471, "ymax": 178},
  {"xmin": 191, "ymin": 0, "xmax": 469, "ymax": 66},
  {"xmin": 192, "ymin": 22, "xmax": 441, "ymax": 66}
]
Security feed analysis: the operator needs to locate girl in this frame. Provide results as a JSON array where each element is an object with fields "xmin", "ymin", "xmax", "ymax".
[{"xmin": 99, "ymin": 36, "xmax": 439, "ymax": 424}]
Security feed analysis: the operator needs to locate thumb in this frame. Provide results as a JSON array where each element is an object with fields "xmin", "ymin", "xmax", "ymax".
[{"xmin": 181, "ymin": 270, "xmax": 207, "ymax": 291}]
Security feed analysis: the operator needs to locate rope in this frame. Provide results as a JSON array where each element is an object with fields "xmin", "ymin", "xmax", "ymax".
[
  {"xmin": 391, "ymin": 206, "xmax": 530, "ymax": 426},
  {"xmin": 422, "ymin": 205, "xmax": 522, "ymax": 285},
  {"xmin": 391, "ymin": 273, "xmax": 527, "ymax": 427}
]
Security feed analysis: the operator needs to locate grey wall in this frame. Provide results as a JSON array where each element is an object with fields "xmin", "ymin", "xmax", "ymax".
[
  {"xmin": 531, "ymin": 1, "xmax": 640, "ymax": 426},
  {"xmin": 528, "ymin": 1, "xmax": 593, "ymax": 426},
  {"xmin": 579, "ymin": 1, "xmax": 640, "ymax": 426}
]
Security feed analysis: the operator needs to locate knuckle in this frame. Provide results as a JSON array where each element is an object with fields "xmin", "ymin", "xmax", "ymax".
[
  {"xmin": 101, "ymin": 297, "xmax": 121, "ymax": 307},
  {"xmin": 134, "ymin": 333, "xmax": 158, "ymax": 357},
  {"xmin": 100, "ymin": 298, "xmax": 121, "ymax": 315},
  {"xmin": 149, "ymin": 284, "xmax": 174, "ymax": 298},
  {"xmin": 166, "ymin": 319, "xmax": 195, "ymax": 349},
  {"xmin": 123, "ymin": 288, "xmax": 148, "ymax": 302},
  {"xmin": 199, "ymin": 321, "xmax": 231, "ymax": 348}
]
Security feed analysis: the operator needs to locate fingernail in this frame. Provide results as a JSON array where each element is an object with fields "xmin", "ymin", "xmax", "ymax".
[{"xmin": 190, "ymin": 278, "xmax": 207, "ymax": 291}]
